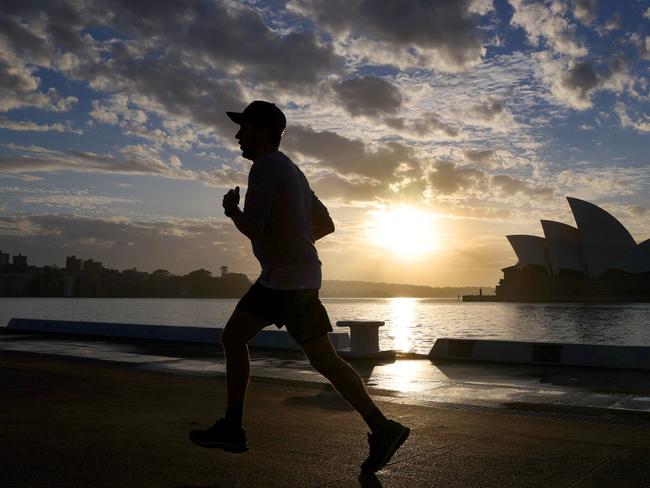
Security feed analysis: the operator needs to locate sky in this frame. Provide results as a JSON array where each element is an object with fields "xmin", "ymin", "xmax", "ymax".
[{"xmin": 1, "ymin": 0, "xmax": 649, "ymax": 287}]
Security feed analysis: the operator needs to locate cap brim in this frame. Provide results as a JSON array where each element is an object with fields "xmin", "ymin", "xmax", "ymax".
[{"xmin": 226, "ymin": 111, "xmax": 243, "ymax": 124}]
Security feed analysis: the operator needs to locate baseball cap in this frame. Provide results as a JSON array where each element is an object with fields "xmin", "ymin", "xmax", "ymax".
[{"xmin": 226, "ymin": 101, "xmax": 286, "ymax": 132}]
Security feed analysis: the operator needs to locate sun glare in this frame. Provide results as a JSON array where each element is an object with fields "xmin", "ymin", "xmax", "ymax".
[{"xmin": 366, "ymin": 206, "xmax": 439, "ymax": 259}]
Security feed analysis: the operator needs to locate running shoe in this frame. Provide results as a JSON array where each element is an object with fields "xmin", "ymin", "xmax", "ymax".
[
  {"xmin": 189, "ymin": 418, "xmax": 248, "ymax": 453},
  {"xmin": 361, "ymin": 419, "xmax": 410, "ymax": 473}
]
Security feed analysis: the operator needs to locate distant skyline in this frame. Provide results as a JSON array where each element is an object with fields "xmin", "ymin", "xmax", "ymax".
[{"xmin": 1, "ymin": 0, "xmax": 649, "ymax": 286}]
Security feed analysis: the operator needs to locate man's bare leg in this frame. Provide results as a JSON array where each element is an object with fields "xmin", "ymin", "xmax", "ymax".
[
  {"xmin": 301, "ymin": 333, "xmax": 410, "ymax": 472},
  {"xmin": 300, "ymin": 334, "xmax": 377, "ymax": 417},
  {"xmin": 220, "ymin": 308, "xmax": 269, "ymax": 408},
  {"xmin": 189, "ymin": 308, "xmax": 268, "ymax": 451}
]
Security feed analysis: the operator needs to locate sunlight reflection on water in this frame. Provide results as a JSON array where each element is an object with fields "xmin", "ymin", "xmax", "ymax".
[
  {"xmin": 388, "ymin": 297, "xmax": 415, "ymax": 353},
  {"xmin": 2, "ymin": 297, "xmax": 650, "ymax": 354}
]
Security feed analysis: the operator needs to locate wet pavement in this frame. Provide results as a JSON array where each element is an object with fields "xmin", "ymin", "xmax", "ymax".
[
  {"xmin": 2, "ymin": 327, "xmax": 650, "ymax": 422},
  {"xmin": 3, "ymin": 347, "xmax": 650, "ymax": 487}
]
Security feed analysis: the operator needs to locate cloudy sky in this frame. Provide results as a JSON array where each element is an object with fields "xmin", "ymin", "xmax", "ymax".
[{"xmin": 1, "ymin": 0, "xmax": 649, "ymax": 286}]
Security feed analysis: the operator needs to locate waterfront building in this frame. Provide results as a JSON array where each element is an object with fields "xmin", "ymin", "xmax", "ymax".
[
  {"xmin": 0, "ymin": 251, "xmax": 10, "ymax": 269},
  {"xmin": 7, "ymin": 273, "xmax": 32, "ymax": 295},
  {"xmin": 82, "ymin": 259, "xmax": 103, "ymax": 274},
  {"xmin": 63, "ymin": 275, "xmax": 77, "ymax": 297},
  {"xmin": 12, "ymin": 253, "xmax": 27, "ymax": 271},
  {"xmin": 496, "ymin": 197, "xmax": 650, "ymax": 301},
  {"xmin": 66, "ymin": 256, "xmax": 82, "ymax": 273}
]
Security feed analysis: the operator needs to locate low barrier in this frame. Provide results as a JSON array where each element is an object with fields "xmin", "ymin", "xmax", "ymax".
[
  {"xmin": 336, "ymin": 320, "xmax": 395, "ymax": 360},
  {"xmin": 429, "ymin": 338, "xmax": 650, "ymax": 370},
  {"xmin": 6, "ymin": 318, "xmax": 350, "ymax": 351}
]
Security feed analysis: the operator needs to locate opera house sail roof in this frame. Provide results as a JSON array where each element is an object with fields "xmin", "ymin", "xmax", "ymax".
[
  {"xmin": 506, "ymin": 235, "xmax": 548, "ymax": 270},
  {"xmin": 567, "ymin": 197, "xmax": 650, "ymax": 278},
  {"xmin": 496, "ymin": 197, "xmax": 650, "ymax": 301},
  {"xmin": 638, "ymin": 239, "xmax": 650, "ymax": 257},
  {"xmin": 540, "ymin": 220, "xmax": 582, "ymax": 276}
]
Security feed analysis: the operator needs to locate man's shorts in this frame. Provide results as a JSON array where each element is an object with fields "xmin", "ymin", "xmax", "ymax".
[{"xmin": 234, "ymin": 280, "xmax": 333, "ymax": 345}]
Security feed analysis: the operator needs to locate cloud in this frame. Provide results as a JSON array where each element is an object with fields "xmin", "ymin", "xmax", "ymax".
[
  {"xmin": 464, "ymin": 97, "xmax": 504, "ymax": 122},
  {"xmin": 73, "ymin": 46, "xmax": 247, "ymax": 139},
  {"xmin": 572, "ymin": 0, "xmax": 597, "ymax": 25},
  {"xmin": 536, "ymin": 53, "xmax": 632, "ymax": 110},
  {"xmin": 283, "ymin": 124, "xmax": 419, "ymax": 181},
  {"xmin": 448, "ymin": 205, "xmax": 512, "ymax": 220},
  {"xmin": 0, "ymin": 186, "xmax": 136, "ymax": 208},
  {"xmin": 0, "ymin": 213, "xmax": 256, "ymax": 275},
  {"xmin": 0, "ymin": 116, "xmax": 82, "ymax": 134},
  {"xmin": 614, "ymin": 102, "xmax": 650, "ymax": 133},
  {"xmin": 624, "ymin": 205, "xmax": 649, "ymax": 218},
  {"xmin": 90, "ymin": 95, "xmax": 147, "ymax": 127},
  {"xmin": 1, "ymin": 144, "xmax": 196, "ymax": 179},
  {"xmin": 508, "ymin": 2, "xmax": 636, "ymax": 111},
  {"xmin": 0, "ymin": 15, "xmax": 51, "ymax": 65},
  {"xmin": 197, "ymin": 167, "xmax": 249, "ymax": 188},
  {"xmin": 424, "ymin": 159, "xmax": 556, "ymax": 202},
  {"xmin": 88, "ymin": 93, "xmax": 209, "ymax": 148},
  {"xmin": 556, "ymin": 166, "xmax": 650, "ymax": 197},
  {"xmin": 633, "ymin": 34, "xmax": 650, "ymax": 61},
  {"xmin": 311, "ymin": 172, "xmax": 389, "ymax": 202},
  {"xmin": 490, "ymin": 174, "xmax": 554, "ymax": 199},
  {"xmin": 0, "ymin": 19, "xmax": 79, "ymax": 112},
  {"xmin": 426, "ymin": 161, "xmax": 485, "ymax": 195},
  {"xmin": 558, "ymin": 60, "xmax": 599, "ymax": 107},
  {"xmin": 0, "ymin": 0, "xmax": 343, "ymax": 149},
  {"xmin": 601, "ymin": 11, "xmax": 621, "ymax": 32},
  {"xmin": 468, "ymin": 0, "xmax": 495, "ymax": 16},
  {"xmin": 21, "ymin": 193, "xmax": 137, "ymax": 210},
  {"xmin": 599, "ymin": 56, "xmax": 634, "ymax": 93},
  {"xmin": 1, "ymin": 0, "xmax": 648, "ymax": 265},
  {"xmin": 0, "ymin": 55, "xmax": 78, "ymax": 112},
  {"xmin": 287, "ymin": 0, "xmax": 487, "ymax": 71},
  {"xmin": 538, "ymin": 55, "xmax": 593, "ymax": 109},
  {"xmin": 463, "ymin": 149, "xmax": 494, "ymax": 163},
  {"xmin": 509, "ymin": 0, "xmax": 587, "ymax": 57},
  {"xmin": 2, "ymin": 1, "xmax": 340, "ymax": 91},
  {"xmin": 101, "ymin": 1, "xmax": 341, "ymax": 89},
  {"xmin": 333, "ymin": 76, "xmax": 402, "ymax": 118},
  {"xmin": 384, "ymin": 114, "xmax": 461, "ymax": 139},
  {"xmin": 458, "ymin": 96, "xmax": 518, "ymax": 130}
]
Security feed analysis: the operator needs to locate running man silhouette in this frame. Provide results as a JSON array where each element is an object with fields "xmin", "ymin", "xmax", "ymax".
[{"xmin": 189, "ymin": 101, "xmax": 409, "ymax": 473}]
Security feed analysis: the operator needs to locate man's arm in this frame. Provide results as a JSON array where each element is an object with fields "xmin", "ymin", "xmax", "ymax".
[
  {"xmin": 311, "ymin": 191, "xmax": 335, "ymax": 241},
  {"xmin": 225, "ymin": 206, "xmax": 265, "ymax": 240},
  {"xmin": 222, "ymin": 164, "xmax": 275, "ymax": 241}
]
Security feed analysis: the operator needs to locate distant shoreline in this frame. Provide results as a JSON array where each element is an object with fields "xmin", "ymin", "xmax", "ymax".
[
  {"xmin": 1, "ymin": 265, "xmax": 494, "ymax": 298},
  {"xmin": 319, "ymin": 280, "xmax": 493, "ymax": 299},
  {"xmin": 0, "ymin": 295, "xmax": 467, "ymax": 300}
]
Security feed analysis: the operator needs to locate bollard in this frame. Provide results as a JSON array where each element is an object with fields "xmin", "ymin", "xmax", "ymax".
[{"xmin": 336, "ymin": 320, "xmax": 396, "ymax": 360}]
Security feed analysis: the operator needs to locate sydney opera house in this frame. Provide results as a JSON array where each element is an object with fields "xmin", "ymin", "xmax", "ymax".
[{"xmin": 495, "ymin": 197, "xmax": 650, "ymax": 302}]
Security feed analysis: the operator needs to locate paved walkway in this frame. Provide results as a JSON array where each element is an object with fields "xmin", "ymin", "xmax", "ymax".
[
  {"xmin": 3, "ymin": 346, "xmax": 650, "ymax": 486},
  {"xmin": 3, "ymin": 329, "xmax": 650, "ymax": 420}
]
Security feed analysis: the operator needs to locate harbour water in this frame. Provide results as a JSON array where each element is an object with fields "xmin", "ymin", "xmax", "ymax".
[{"xmin": 2, "ymin": 297, "xmax": 649, "ymax": 355}]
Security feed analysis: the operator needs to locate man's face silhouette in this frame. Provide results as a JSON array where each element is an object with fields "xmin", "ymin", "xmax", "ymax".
[{"xmin": 235, "ymin": 121, "xmax": 270, "ymax": 161}]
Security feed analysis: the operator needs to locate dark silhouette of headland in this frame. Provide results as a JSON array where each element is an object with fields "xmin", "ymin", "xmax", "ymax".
[
  {"xmin": 0, "ymin": 251, "xmax": 492, "ymax": 299},
  {"xmin": 0, "ymin": 252, "xmax": 250, "ymax": 298}
]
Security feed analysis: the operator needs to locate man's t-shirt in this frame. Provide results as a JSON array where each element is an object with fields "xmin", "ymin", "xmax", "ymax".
[{"xmin": 243, "ymin": 151, "xmax": 332, "ymax": 290}]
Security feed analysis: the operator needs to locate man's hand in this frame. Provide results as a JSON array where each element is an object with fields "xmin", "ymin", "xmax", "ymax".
[
  {"xmin": 222, "ymin": 186, "xmax": 240, "ymax": 217},
  {"xmin": 222, "ymin": 185, "xmax": 264, "ymax": 239}
]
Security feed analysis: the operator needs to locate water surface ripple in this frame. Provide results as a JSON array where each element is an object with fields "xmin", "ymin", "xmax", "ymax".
[{"xmin": 2, "ymin": 297, "xmax": 649, "ymax": 354}]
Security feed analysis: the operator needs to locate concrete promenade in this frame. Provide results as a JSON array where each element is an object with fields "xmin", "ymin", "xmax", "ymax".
[{"xmin": 2, "ymin": 340, "xmax": 650, "ymax": 486}]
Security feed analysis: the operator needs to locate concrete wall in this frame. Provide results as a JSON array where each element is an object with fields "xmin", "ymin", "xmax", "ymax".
[
  {"xmin": 7, "ymin": 318, "xmax": 350, "ymax": 351},
  {"xmin": 429, "ymin": 338, "xmax": 650, "ymax": 369}
]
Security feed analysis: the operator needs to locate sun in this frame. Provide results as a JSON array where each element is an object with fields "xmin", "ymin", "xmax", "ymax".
[{"xmin": 366, "ymin": 206, "xmax": 440, "ymax": 259}]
